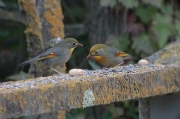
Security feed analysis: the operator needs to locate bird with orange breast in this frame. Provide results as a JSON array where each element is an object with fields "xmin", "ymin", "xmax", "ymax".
[{"xmin": 87, "ymin": 44, "xmax": 134, "ymax": 67}]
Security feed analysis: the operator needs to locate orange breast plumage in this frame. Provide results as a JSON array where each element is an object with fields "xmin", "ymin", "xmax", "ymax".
[{"xmin": 93, "ymin": 56, "xmax": 105, "ymax": 63}]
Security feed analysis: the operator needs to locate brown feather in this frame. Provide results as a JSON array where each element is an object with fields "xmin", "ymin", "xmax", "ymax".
[
  {"xmin": 115, "ymin": 51, "xmax": 128, "ymax": 57},
  {"xmin": 37, "ymin": 53, "xmax": 57, "ymax": 61}
]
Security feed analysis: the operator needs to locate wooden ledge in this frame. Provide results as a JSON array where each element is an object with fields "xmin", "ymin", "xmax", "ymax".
[{"xmin": 0, "ymin": 64, "xmax": 180, "ymax": 118}]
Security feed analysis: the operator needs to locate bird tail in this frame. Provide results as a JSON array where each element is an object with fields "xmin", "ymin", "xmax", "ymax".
[
  {"xmin": 124, "ymin": 55, "xmax": 134, "ymax": 60},
  {"xmin": 19, "ymin": 56, "xmax": 40, "ymax": 67},
  {"xmin": 18, "ymin": 60, "xmax": 31, "ymax": 67},
  {"xmin": 124, "ymin": 55, "xmax": 138, "ymax": 63}
]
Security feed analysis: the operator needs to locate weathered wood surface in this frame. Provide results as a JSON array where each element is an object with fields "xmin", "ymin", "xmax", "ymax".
[
  {"xmin": 0, "ymin": 64, "xmax": 180, "ymax": 118},
  {"xmin": 147, "ymin": 40, "xmax": 180, "ymax": 65},
  {"xmin": 139, "ymin": 40, "xmax": 180, "ymax": 119}
]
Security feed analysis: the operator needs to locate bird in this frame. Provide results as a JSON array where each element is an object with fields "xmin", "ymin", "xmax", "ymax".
[
  {"xmin": 87, "ymin": 44, "xmax": 134, "ymax": 67},
  {"xmin": 19, "ymin": 38, "xmax": 83, "ymax": 74}
]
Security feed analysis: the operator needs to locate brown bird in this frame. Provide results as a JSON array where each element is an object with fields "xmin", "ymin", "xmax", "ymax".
[
  {"xmin": 19, "ymin": 38, "xmax": 83, "ymax": 74},
  {"xmin": 87, "ymin": 44, "xmax": 134, "ymax": 67}
]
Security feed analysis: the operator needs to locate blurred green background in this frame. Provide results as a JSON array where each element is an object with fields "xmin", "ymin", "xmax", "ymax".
[{"xmin": 0, "ymin": 0, "xmax": 180, "ymax": 119}]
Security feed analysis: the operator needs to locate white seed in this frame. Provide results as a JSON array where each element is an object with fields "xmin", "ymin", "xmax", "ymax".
[
  {"xmin": 69, "ymin": 69, "xmax": 84, "ymax": 76},
  {"xmin": 138, "ymin": 59, "xmax": 149, "ymax": 65}
]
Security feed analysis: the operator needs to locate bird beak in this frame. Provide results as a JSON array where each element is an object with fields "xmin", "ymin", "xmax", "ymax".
[
  {"xmin": 87, "ymin": 54, "xmax": 91, "ymax": 58},
  {"xmin": 78, "ymin": 43, "xmax": 83, "ymax": 47}
]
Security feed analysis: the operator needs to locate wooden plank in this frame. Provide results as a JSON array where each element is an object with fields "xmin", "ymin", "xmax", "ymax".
[{"xmin": 0, "ymin": 64, "xmax": 180, "ymax": 118}]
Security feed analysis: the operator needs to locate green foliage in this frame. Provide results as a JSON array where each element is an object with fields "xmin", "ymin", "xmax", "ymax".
[
  {"xmin": 102, "ymin": 111, "xmax": 113, "ymax": 119},
  {"xmin": 100, "ymin": 0, "xmax": 139, "ymax": 8},
  {"xmin": 99, "ymin": 0, "xmax": 180, "ymax": 54},
  {"xmin": 123, "ymin": 101, "xmax": 138, "ymax": 119},
  {"xmin": 113, "ymin": 33, "xmax": 131, "ymax": 51},
  {"xmin": 100, "ymin": 0, "xmax": 117, "ymax": 8},
  {"xmin": 100, "ymin": 102, "xmax": 138, "ymax": 119},
  {"xmin": 118, "ymin": 0, "xmax": 139, "ymax": 9},
  {"xmin": 135, "ymin": 6, "xmax": 158, "ymax": 24},
  {"xmin": 66, "ymin": 108, "xmax": 87, "ymax": 119},
  {"xmin": 152, "ymin": 13, "xmax": 174, "ymax": 48},
  {"xmin": 108, "ymin": 105, "xmax": 124, "ymax": 118},
  {"xmin": 142, "ymin": 0, "xmax": 163, "ymax": 8},
  {"xmin": 132, "ymin": 33, "xmax": 154, "ymax": 55},
  {"xmin": 161, "ymin": 4, "xmax": 173, "ymax": 15}
]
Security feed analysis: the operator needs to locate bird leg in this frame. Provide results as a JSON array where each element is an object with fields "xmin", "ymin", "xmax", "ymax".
[
  {"xmin": 51, "ymin": 67, "xmax": 62, "ymax": 74},
  {"xmin": 117, "ymin": 61, "xmax": 124, "ymax": 66}
]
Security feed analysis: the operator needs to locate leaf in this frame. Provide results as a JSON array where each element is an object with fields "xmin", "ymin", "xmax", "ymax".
[
  {"xmin": 152, "ymin": 24, "xmax": 171, "ymax": 49},
  {"xmin": 118, "ymin": 0, "xmax": 139, "ymax": 9},
  {"xmin": 132, "ymin": 33, "xmax": 154, "ymax": 55},
  {"xmin": 135, "ymin": 6, "xmax": 158, "ymax": 24},
  {"xmin": 142, "ymin": 0, "xmax": 163, "ymax": 8},
  {"xmin": 88, "ymin": 60, "xmax": 101, "ymax": 70},
  {"xmin": 153, "ymin": 13, "xmax": 172, "ymax": 24},
  {"xmin": 100, "ymin": 0, "xmax": 117, "ymax": 8},
  {"xmin": 152, "ymin": 13, "xmax": 174, "ymax": 48},
  {"xmin": 113, "ymin": 33, "xmax": 131, "ymax": 51},
  {"xmin": 161, "ymin": 4, "xmax": 173, "ymax": 15}
]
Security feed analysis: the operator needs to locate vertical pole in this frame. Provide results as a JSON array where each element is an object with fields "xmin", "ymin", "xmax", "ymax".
[{"xmin": 139, "ymin": 99, "xmax": 150, "ymax": 119}]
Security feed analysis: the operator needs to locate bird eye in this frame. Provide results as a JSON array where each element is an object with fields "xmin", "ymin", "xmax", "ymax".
[
  {"xmin": 73, "ymin": 42, "xmax": 76, "ymax": 45},
  {"xmin": 95, "ymin": 51, "xmax": 98, "ymax": 54}
]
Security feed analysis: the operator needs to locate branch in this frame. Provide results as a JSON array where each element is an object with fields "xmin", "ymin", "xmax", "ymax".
[
  {"xmin": 0, "ymin": 8, "xmax": 25, "ymax": 24},
  {"xmin": 0, "ymin": 8, "xmax": 87, "ymax": 37},
  {"xmin": 64, "ymin": 23, "xmax": 88, "ymax": 37}
]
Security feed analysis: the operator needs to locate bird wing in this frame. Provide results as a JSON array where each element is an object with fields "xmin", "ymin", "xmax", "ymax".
[
  {"xmin": 108, "ymin": 46, "xmax": 128, "ymax": 57},
  {"xmin": 19, "ymin": 47, "xmax": 66, "ymax": 67},
  {"xmin": 37, "ymin": 53, "xmax": 57, "ymax": 61},
  {"xmin": 115, "ymin": 51, "xmax": 129, "ymax": 57},
  {"xmin": 37, "ymin": 47, "xmax": 64, "ymax": 61}
]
